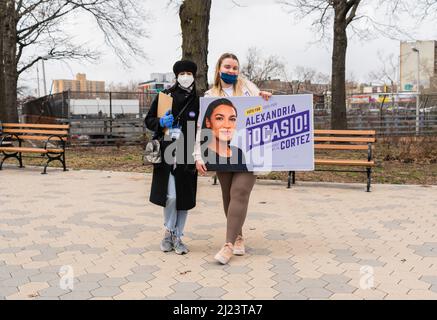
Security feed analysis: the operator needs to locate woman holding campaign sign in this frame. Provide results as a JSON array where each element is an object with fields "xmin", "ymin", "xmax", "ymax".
[
  {"xmin": 145, "ymin": 60, "xmax": 199, "ymax": 255},
  {"xmin": 193, "ymin": 53, "xmax": 272, "ymax": 264}
]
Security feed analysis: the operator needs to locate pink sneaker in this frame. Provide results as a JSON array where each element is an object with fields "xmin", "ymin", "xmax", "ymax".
[
  {"xmin": 214, "ymin": 243, "xmax": 234, "ymax": 264},
  {"xmin": 233, "ymin": 235, "xmax": 245, "ymax": 256}
]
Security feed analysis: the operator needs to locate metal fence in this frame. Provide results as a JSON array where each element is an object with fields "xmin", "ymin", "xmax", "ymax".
[
  {"xmin": 21, "ymin": 91, "xmax": 437, "ymax": 147},
  {"xmin": 69, "ymin": 118, "xmax": 146, "ymax": 146},
  {"xmin": 314, "ymin": 113, "xmax": 437, "ymax": 136},
  {"xmin": 22, "ymin": 90, "xmax": 156, "ymax": 146},
  {"xmin": 65, "ymin": 91, "xmax": 154, "ymax": 146},
  {"xmin": 318, "ymin": 93, "xmax": 437, "ymax": 136}
]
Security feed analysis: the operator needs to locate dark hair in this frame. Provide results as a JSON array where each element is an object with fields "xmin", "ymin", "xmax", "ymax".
[
  {"xmin": 164, "ymin": 60, "xmax": 198, "ymax": 94},
  {"xmin": 173, "ymin": 60, "xmax": 197, "ymax": 76},
  {"xmin": 201, "ymin": 98, "xmax": 238, "ymax": 130}
]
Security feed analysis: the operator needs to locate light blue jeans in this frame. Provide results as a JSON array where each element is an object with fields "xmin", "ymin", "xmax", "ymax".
[{"xmin": 164, "ymin": 173, "xmax": 188, "ymax": 238}]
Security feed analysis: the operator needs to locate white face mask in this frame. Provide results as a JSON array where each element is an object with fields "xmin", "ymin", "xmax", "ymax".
[{"xmin": 177, "ymin": 74, "xmax": 194, "ymax": 89}]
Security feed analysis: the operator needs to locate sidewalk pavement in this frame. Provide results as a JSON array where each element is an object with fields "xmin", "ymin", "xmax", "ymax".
[{"xmin": 0, "ymin": 166, "xmax": 436, "ymax": 300}]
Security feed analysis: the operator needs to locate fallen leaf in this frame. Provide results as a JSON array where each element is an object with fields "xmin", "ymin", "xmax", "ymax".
[{"xmin": 179, "ymin": 270, "xmax": 191, "ymax": 275}]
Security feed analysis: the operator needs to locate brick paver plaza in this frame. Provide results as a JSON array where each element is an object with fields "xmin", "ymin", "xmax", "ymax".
[{"xmin": 1, "ymin": 166, "xmax": 436, "ymax": 300}]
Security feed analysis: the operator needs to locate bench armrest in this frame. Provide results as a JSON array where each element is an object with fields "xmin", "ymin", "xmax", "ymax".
[
  {"xmin": 44, "ymin": 135, "xmax": 66, "ymax": 151},
  {"xmin": 367, "ymin": 143, "xmax": 373, "ymax": 162}
]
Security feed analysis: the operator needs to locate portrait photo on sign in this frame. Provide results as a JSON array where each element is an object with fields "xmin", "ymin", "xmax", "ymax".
[{"xmin": 198, "ymin": 95, "xmax": 315, "ymax": 172}]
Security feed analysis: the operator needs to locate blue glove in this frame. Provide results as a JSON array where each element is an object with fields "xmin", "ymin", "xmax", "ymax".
[{"xmin": 159, "ymin": 110, "xmax": 174, "ymax": 128}]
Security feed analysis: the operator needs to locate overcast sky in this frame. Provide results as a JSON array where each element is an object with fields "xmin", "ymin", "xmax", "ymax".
[{"xmin": 19, "ymin": 0, "xmax": 435, "ymax": 95}]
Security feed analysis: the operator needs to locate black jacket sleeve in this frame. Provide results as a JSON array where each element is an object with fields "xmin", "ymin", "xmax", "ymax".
[{"xmin": 145, "ymin": 94, "xmax": 162, "ymax": 134}]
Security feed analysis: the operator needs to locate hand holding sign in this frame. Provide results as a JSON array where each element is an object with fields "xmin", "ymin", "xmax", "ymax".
[{"xmin": 159, "ymin": 110, "xmax": 174, "ymax": 128}]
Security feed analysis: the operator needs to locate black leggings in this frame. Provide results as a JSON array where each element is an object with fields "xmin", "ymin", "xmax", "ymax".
[{"xmin": 216, "ymin": 172, "xmax": 256, "ymax": 244}]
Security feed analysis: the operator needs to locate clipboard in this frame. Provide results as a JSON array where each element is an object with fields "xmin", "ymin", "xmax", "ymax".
[{"xmin": 157, "ymin": 92, "xmax": 173, "ymax": 135}]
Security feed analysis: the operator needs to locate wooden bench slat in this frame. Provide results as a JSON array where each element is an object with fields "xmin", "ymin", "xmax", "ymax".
[
  {"xmin": 315, "ymin": 159, "xmax": 375, "ymax": 166},
  {"xmin": 14, "ymin": 135, "xmax": 68, "ymax": 141},
  {"xmin": 2, "ymin": 123, "xmax": 69, "ymax": 129},
  {"xmin": 315, "ymin": 144, "xmax": 370, "ymax": 150},
  {"xmin": 3, "ymin": 129, "xmax": 69, "ymax": 135},
  {"xmin": 315, "ymin": 129, "xmax": 376, "ymax": 135},
  {"xmin": 314, "ymin": 136, "xmax": 376, "ymax": 143},
  {"xmin": 0, "ymin": 147, "xmax": 64, "ymax": 153}
]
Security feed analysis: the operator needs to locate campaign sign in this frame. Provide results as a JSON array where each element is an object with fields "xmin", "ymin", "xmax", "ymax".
[{"xmin": 198, "ymin": 94, "xmax": 314, "ymax": 172}]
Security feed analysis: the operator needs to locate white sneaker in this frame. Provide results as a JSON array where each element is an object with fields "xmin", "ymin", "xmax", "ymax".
[
  {"xmin": 214, "ymin": 243, "xmax": 234, "ymax": 265},
  {"xmin": 233, "ymin": 235, "xmax": 245, "ymax": 255}
]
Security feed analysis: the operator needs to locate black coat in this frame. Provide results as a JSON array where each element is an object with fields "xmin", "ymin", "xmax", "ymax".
[{"xmin": 144, "ymin": 86, "xmax": 199, "ymax": 210}]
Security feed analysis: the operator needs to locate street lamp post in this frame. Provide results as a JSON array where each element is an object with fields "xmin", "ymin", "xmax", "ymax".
[
  {"xmin": 42, "ymin": 59, "xmax": 47, "ymax": 96},
  {"xmin": 36, "ymin": 63, "xmax": 41, "ymax": 97},
  {"xmin": 40, "ymin": 55, "xmax": 51, "ymax": 97},
  {"xmin": 412, "ymin": 47, "xmax": 420, "ymax": 135}
]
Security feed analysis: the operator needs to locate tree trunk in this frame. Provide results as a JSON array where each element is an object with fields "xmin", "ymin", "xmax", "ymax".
[
  {"xmin": 2, "ymin": 0, "xmax": 18, "ymax": 123},
  {"xmin": 0, "ymin": 0, "xmax": 6, "ymax": 122},
  {"xmin": 331, "ymin": 10, "xmax": 348, "ymax": 129},
  {"xmin": 179, "ymin": 0, "xmax": 211, "ymax": 95}
]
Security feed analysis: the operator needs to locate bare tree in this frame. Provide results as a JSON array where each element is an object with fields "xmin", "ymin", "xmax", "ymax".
[
  {"xmin": 414, "ymin": 0, "xmax": 437, "ymax": 20},
  {"xmin": 241, "ymin": 47, "xmax": 285, "ymax": 87},
  {"xmin": 279, "ymin": 0, "xmax": 412, "ymax": 129},
  {"xmin": 281, "ymin": 66, "xmax": 329, "ymax": 94},
  {"xmin": 0, "ymin": 0, "xmax": 5, "ymax": 122},
  {"xmin": 179, "ymin": 0, "xmax": 212, "ymax": 95},
  {"xmin": 314, "ymin": 71, "xmax": 330, "ymax": 85},
  {"xmin": 281, "ymin": 0, "xmax": 363, "ymax": 129},
  {"xmin": 0, "ymin": 0, "xmax": 151, "ymax": 123},
  {"xmin": 241, "ymin": 47, "xmax": 261, "ymax": 84},
  {"xmin": 345, "ymin": 71, "xmax": 359, "ymax": 96},
  {"xmin": 293, "ymin": 66, "xmax": 317, "ymax": 93},
  {"xmin": 107, "ymin": 80, "xmax": 142, "ymax": 92},
  {"xmin": 368, "ymin": 51, "xmax": 398, "ymax": 92},
  {"xmin": 1, "ymin": 0, "xmax": 17, "ymax": 122}
]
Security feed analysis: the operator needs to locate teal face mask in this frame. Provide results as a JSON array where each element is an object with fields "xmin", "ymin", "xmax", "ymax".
[{"xmin": 220, "ymin": 72, "xmax": 238, "ymax": 84}]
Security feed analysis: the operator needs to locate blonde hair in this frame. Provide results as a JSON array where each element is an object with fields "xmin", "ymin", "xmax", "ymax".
[{"xmin": 210, "ymin": 53, "xmax": 245, "ymax": 97}]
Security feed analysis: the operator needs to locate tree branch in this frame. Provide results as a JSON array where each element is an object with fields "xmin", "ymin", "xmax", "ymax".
[
  {"xmin": 17, "ymin": 43, "xmax": 99, "ymax": 76},
  {"xmin": 15, "ymin": 0, "xmax": 150, "ymax": 74},
  {"xmin": 345, "ymin": 0, "xmax": 360, "ymax": 25}
]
